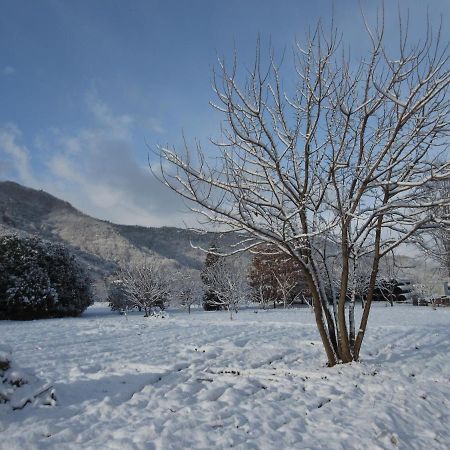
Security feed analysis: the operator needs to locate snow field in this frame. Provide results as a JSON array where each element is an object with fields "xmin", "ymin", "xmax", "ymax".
[{"xmin": 0, "ymin": 304, "xmax": 449, "ymax": 450}]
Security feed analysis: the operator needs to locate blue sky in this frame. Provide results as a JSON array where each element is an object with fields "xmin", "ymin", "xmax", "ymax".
[{"xmin": 0, "ymin": 0, "xmax": 449, "ymax": 226}]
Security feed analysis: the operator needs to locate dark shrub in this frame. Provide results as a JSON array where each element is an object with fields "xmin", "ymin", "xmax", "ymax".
[
  {"xmin": 200, "ymin": 243, "xmax": 223, "ymax": 311},
  {"xmin": 0, "ymin": 234, "xmax": 93, "ymax": 320}
]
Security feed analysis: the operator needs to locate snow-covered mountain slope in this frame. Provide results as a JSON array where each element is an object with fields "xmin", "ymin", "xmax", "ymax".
[{"xmin": 0, "ymin": 181, "xmax": 230, "ymax": 292}]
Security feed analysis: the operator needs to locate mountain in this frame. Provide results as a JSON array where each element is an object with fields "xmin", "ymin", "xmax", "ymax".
[
  {"xmin": 2, "ymin": 181, "xmax": 438, "ymax": 300},
  {"xmin": 0, "ymin": 181, "xmax": 230, "ymax": 298}
]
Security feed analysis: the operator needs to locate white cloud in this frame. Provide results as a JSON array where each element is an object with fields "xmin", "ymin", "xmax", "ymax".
[
  {"xmin": 1, "ymin": 95, "xmax": 196, "ymax": 227},
  {"xmin": 33, "ymin": 95, "xmax": 195, "ymax": 227},
  {"xmin": 85, "ymin": 94, "xmax": 134, "ymax": 140},
  {"xmin": 47, "ymin": 154, "xmax": 82, "ymax": 183},
  {"xmin": 0, "ymin": 124, "xmax": 35, "ymax": 185}
]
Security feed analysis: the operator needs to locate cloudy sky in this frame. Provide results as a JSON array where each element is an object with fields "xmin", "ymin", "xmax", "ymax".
[{"xmin": 1, "ymin": 0, "xmax": 449, "ymax": 227}]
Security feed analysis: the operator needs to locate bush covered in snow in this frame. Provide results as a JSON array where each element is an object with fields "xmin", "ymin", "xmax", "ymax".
[
  {"xmin": 107, "ymin": 262, "xmax": 170, "ymax": 316},
  {"xmin": 106, "ymin": 278, "xmax": 135, "ymax": 313},
  {"xmin": 0, "ymin": 345, "xmax": 56, "ymax": 410},
  {"xmin": 0, "ymin": 234, "xmax": 93, "ymax": 320}
]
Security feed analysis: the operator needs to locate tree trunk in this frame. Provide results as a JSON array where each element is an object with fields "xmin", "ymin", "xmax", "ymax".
[
  {"xmin": 353, "ymin": 217, "xmax": 383, "ymax": 360},
  {"xmin": 353, "ymin": 257, "xmax": 379, "ymax": 360},
  {"xmin": 337, "ymin": 247, "xmax": 353, "ymax": 363},
  {"xmin": 304, "ymin": 271, "xmax": 338, "ymax": 366},
  {"xmin": 348, "ymin": 290, "xmax": 356, "ymax": 348},
  {"xmin": 349, "ymin": 259, "xmax": 358, "ymax": 350}
]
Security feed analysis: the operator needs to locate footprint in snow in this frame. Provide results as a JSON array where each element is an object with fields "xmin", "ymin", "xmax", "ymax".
[
  {"xmin": 197, "ymin": 386, "xmax": 227, "ymax": 402},
  {"xmin": 233, "ymin": 338, "xmax": 250, "ymax": 348}
]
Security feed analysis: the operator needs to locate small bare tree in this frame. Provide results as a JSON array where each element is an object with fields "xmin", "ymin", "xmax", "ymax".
[
  {"xmin": 376, "ymin": 254, "xmax": 405, "ymax": 307},
  {"xmin": 412, "ymin": 263, "xmax": 445, "ymax": 299},
  {"xmin": 156, "ymin": 10, "xmax": 450, "ymax": 365},
  {"xmin": 414, "ymin": 176, "xmax": 450, "ymax": 277},
  {"xmin": 201, "ymin": 255, "xmax": 249, "ymax": 319},
  {"xmin": 174, "ymin": 269, "xmax": 203, "ymax": 314},
  {"xmin": 249, "ymin": 244, "xmax": 309, "ymax": 308},
  {"xmin": 115, "ymin": 262, "xmax": 172, "ymax": 317}
]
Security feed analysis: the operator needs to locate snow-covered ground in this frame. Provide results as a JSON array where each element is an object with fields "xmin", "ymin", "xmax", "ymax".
[{"xmin": 1, "ymin": 303, "xmax": 449, "ymax": 450}]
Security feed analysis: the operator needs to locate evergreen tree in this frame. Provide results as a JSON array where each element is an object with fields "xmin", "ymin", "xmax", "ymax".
[
  {"xmin": 0, "ymin": 234, "xmax": 93, "ymax": 320},
  {"xmin": 201, "ymin": 243, "xmax": 223, "ymax": 310}
]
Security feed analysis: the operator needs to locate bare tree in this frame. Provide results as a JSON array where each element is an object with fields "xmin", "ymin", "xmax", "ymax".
[
  {"xmin": 249, "ymin": 243, "xmax": 309, "ymax": 308},
  {"xmin": 201, "ymin": 255, "xmax": 249, "ymax": 319},
  {"xmin": 412, "ymin": 264, "xmax": 445, "ymax": 299},
  {"xmin": 156, "ymin": 10, "xmax": 450, "ymax": 365},
  {"xmin": 114, "ymin": 262, "xmax": 172, "ymax": 317},
  {"xmin": 376, "ymin": 254, "xmax": 405, "ymax": 307},
  {"xmin": 414, "ymin": 176, "xmax": 450, "ymax": 277},
  {"xmin": 174, "ymin": 269, "xmax": 203, "ymax": 314}
]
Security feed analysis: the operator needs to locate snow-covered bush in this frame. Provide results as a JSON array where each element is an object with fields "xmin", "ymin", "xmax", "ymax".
[
  {"xmin": 0, "ymin": 234, "xmax": 93, "ymax": 320},
  {"xmin": 106, "ymin": 278, "xmax": 135, "ymax": 313},
  {"xmin": 108, "ymin": 262, "xmax": 171, "ymax": 317},
  {"xmin": 201, "ymin": 254, "xmax": 250, "ymax": 318},
  {"xmin": 0, "ymin": 345, "xmax": 56, "ymax": 410}
]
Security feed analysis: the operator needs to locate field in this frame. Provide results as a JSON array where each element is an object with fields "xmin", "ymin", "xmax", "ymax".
[{"xmin": 1, "ymin": 303, "xmax": 450, "ymax": 450}]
